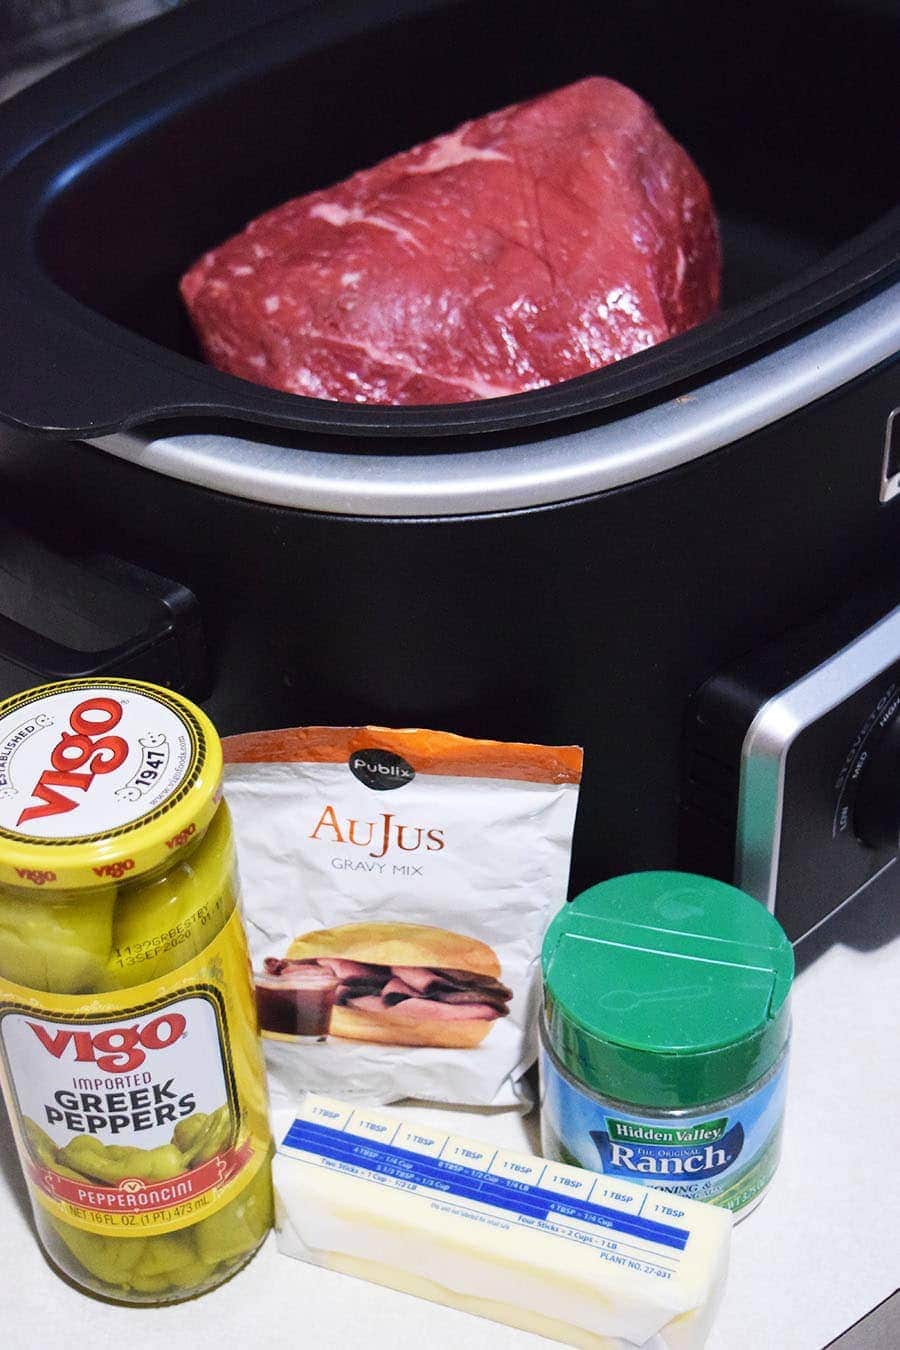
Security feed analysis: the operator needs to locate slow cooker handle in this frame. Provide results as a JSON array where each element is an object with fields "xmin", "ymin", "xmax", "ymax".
[
  {"xmin": 0, "ymin": 530, "xmax": 208, "ymax": 701},
  {"xmin": 0, "ymin": 283, "xmax": 335, "ymax": 439}
]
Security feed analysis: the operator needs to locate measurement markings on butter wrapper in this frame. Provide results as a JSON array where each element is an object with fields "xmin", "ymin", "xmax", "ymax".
[{"xmin": 282, "ymin": 1117, "xmax": 687, "ymax": 1273}]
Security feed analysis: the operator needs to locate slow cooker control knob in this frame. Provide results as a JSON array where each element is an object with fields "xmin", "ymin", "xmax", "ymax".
[{"xmin": 853, "ymin": 712, "xmax": 900, "ymax": 851}]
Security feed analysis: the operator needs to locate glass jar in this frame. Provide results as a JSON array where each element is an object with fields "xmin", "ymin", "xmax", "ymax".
[{"xmin": 0, "ymin": 679, "xmax": 273, "ymax": 1302}]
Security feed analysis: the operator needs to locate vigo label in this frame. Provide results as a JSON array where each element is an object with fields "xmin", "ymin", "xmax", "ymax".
[
  {"xmin": 0, "ymin": 912, "xmax": 268, "ymax": 1237},
  {"xmin": 540, "ymin": 1041, "xmax": 789, "ymax": 1214},
  {"xmin": 0, "ymin": 687, "xmax": 196, "ymax": 840}
]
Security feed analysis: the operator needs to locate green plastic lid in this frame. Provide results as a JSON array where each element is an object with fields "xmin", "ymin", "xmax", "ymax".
[{"xmin": 541, "ymin": 872, "xmax": 794, "ymax": 1109}]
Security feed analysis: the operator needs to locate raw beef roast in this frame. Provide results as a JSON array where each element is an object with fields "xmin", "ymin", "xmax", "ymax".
[{"xmin": 181, "ymin": 78, "xmax": 720, "ymax": 405}]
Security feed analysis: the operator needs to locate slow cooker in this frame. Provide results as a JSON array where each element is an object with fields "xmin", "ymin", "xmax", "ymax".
[{"xmin": 0, "ymin": 0, "xmax": 898, "ymax": 941}]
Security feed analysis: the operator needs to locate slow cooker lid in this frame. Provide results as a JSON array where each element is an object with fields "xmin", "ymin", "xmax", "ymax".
[{"xmin": 0, "ymin": 0, "xmax": 897, "ymax": 444}]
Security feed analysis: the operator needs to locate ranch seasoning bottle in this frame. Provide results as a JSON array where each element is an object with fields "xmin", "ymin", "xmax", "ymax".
[
  {"xmin": 540, "ymin": 872, "xmax": 793, "ymax": 1217},
  {"xmin": 0, "ymin": 679, "xmax": 272, "ymax": 1301}
]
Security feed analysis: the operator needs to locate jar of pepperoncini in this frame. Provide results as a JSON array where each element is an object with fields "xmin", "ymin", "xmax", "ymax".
[{"xmin": 0, "ymin": 679, "xmax": 273, "ymax": 1302}]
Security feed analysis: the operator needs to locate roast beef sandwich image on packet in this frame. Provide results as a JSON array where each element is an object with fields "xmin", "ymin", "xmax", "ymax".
[
  {"xmin": 222, "ymin": 726, "xmax": 582, "ymax": 1107},
  {"xmin": 265, "ymin": 921, "xmax": 513, "ymax": 1049},
  {"xmin": 273, "ymin": 1093, "xmax": 733, "ymax": 1350}
]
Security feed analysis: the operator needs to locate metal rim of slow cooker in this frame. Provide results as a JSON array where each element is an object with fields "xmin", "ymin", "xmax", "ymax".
[{"xmin": 91, "ymin": 279, "xmax": 900, "ymax": 518}]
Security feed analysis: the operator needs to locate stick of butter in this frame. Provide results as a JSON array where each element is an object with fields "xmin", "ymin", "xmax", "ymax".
[{"xmin": 274, "ymin": 1094, "xmax": 732, "ymax": 1349}]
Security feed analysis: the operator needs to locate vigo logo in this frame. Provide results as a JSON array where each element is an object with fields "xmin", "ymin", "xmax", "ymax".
[
  {"xmin": 14, "ymin": 867, "xmax": 57, "ymax": 886},
  {"xmin": 17, "ymin": 698, "xmax": 129, "ymax": 828},
  {"xmin": 28, "ymin": 1013, "xmax": 187, "ymax": 1073},
  {"xmin": 92, "ymin": 859, "xmax": 136, "ymax": 880},
  {"xmin": 166, "ymin": 824, "xmax": 196, "ymax": 850}
]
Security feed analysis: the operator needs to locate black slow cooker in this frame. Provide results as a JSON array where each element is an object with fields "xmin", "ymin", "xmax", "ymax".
[{"xmin": 0, "ymin": 0, "xmax": 898, "ymax": 941}]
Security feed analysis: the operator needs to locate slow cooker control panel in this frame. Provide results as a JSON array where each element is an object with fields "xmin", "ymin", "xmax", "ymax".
[
  {"xmin": 681, "ymin": 582, "xmax": 900, "ymax": 942},
  {"xmin": 852, "ymin": 701, "xmax": 900, "ymax": 850}
]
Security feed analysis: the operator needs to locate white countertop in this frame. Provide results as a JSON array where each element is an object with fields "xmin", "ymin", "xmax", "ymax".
[{"xmin": 2, "ymin": 881, "xmax": 898, "ymax": 1350}]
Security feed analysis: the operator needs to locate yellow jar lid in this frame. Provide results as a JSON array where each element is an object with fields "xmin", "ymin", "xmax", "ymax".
[{"xmin": 0, "ymin": 679, "xmax": 223, "ymax": 889}]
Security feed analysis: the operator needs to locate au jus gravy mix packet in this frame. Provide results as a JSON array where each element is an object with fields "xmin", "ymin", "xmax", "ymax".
[{"xmin": 223, "ymin": 727, "xmax": 582, "ymax": 1107}]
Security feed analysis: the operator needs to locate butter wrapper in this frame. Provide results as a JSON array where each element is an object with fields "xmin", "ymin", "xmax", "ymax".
[{"xmin": 274, "ymin": 1094, "xmax": 732, "ymax": 1350}]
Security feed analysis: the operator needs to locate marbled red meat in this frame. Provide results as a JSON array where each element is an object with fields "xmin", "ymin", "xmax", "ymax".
[{"xmin": 181, "ymin": 77, "xmax": 719, "ymax": 406}]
